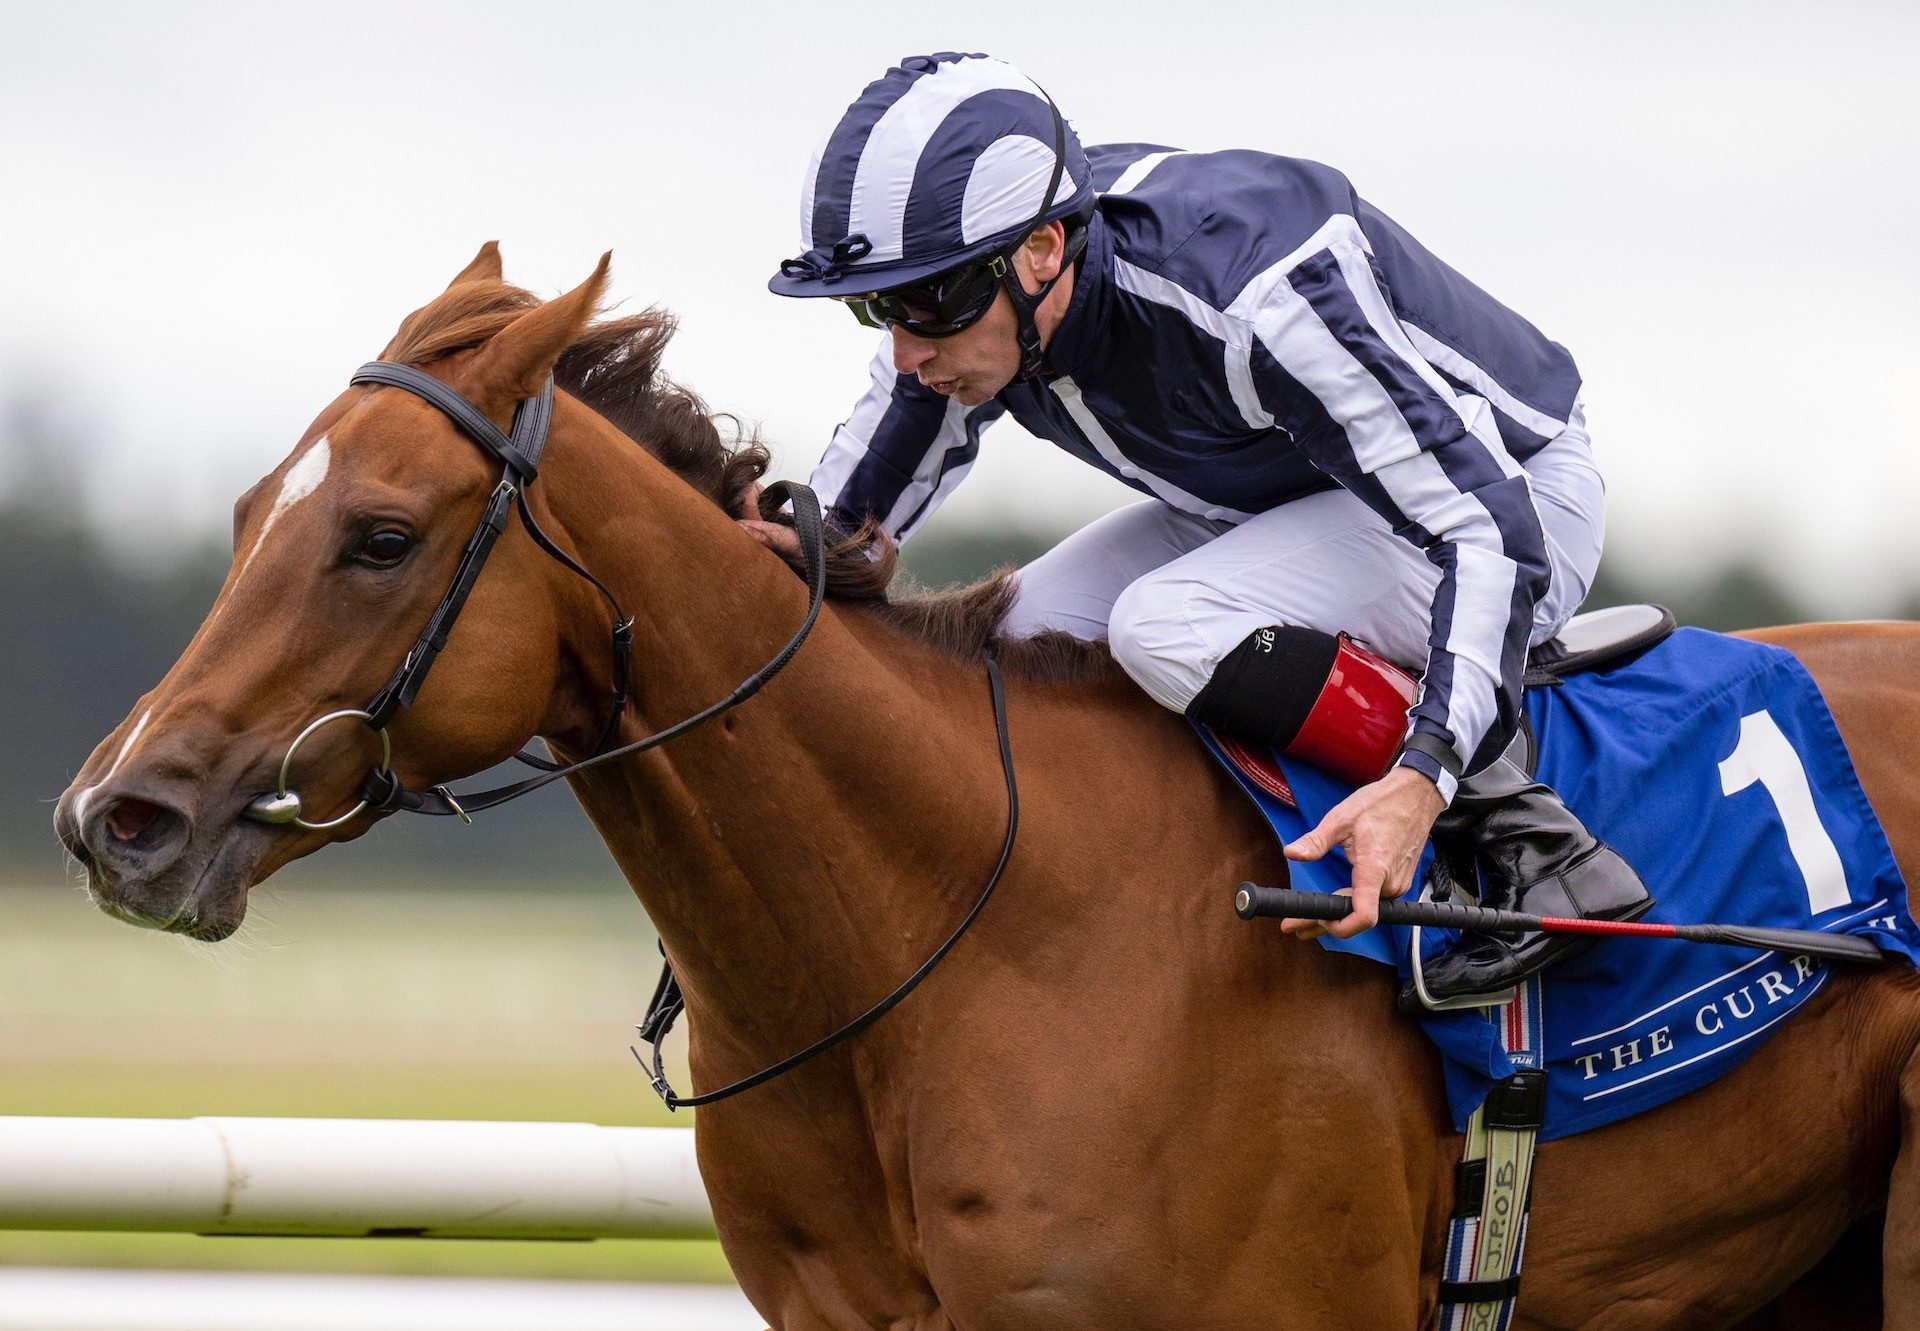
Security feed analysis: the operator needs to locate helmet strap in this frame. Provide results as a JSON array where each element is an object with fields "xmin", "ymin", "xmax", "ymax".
[
  {"xmin": 992, "ymin": 221, "xmax": 1088, "ymax": 382},
  {"xmin": 994, "ymin": 92, "xmax": 1078, "ymax": 384}
]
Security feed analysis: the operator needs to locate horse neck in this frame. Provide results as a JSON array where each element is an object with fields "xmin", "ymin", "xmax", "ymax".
[{"xmin": 527, "ymin": 404, "xmax": 1012, "ymax": 1076}]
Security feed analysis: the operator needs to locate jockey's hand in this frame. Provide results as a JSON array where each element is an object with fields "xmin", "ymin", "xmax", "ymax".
[
  {"xmin": 1280, "ymin": 765, "xmax": 1447, "ymax": 940},
  {"xmin": 735, "ymin": 482, "xmax": 802, "ymax": 559}
]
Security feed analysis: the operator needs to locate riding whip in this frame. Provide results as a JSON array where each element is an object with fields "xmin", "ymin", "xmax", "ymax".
[{"xmin": 1234, "ymin": 883, "xmax": 1887, "ymax": 966}]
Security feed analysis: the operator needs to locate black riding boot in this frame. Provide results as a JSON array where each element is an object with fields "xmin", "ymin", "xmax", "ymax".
[{"xmin": 1416, "ymin": 731, "xmax": 1653, "ymax": 1004}]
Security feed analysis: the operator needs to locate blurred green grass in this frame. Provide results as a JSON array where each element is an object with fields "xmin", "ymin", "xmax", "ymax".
[{"xmin": 0, "ymin": 866, "xmax": 732, "ymax": 1283}]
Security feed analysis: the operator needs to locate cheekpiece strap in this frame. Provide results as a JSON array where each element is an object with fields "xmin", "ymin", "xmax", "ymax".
[
  {"xmin": 363, "ymin": 475, "xmax": 520, "ymax": 728},
  {"xmin": 349, "ymin": 362, "xmax": 554, "ymax": 729}
]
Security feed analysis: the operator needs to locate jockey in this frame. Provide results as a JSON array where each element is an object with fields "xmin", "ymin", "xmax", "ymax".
[{"xmin": 754, "ymin": 52, "xmax": 1651, "ymax": 1002}]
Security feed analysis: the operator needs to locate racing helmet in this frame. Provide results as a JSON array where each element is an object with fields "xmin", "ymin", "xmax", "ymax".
[{"xmin": 770, "ymin": 53, "xmax": 1094, "ymax": 301}]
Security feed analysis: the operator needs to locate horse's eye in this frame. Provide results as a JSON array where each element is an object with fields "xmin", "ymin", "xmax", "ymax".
[{"xmin": 355, "ymin": 528, "xmax": 416, "ymax": 568}]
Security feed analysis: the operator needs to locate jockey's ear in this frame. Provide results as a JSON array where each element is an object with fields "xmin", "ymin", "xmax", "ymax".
[
  {"xmin": 463, "ymin": 253, "xmax": 612, "ymax": 417},
  {"xmin": 1019, "ymin": 221, "xmax": 1067, "ymax": 285},
  {"xmin": 446, "ymin": 241, "xmax": 505, "ymax": 290}
]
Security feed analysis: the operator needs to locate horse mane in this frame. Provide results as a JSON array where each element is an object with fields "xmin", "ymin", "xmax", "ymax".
[{"xmin": 382, "ymin": 278, "xmax": 1121, "ymax": 686}]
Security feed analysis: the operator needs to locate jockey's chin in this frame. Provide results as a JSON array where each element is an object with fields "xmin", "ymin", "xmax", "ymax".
[{"xmin": 937, "ymin": 377, "xmax": 1002, "ymax": 408}]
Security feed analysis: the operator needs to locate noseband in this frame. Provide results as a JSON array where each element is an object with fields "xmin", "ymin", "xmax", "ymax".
[{"xmin": 242, "ymin": 360, "xmax": 1020, "ymax": 1111}]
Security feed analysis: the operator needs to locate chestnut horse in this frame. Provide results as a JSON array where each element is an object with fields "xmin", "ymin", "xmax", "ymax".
[{"xmin": 55, "ymin": 249, "xmax": 1920, "ymax": 1329}]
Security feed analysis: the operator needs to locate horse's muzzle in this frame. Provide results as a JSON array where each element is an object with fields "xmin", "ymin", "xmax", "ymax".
[{"xmin": 55, "ymin": 778, "xmax": 255, "ymax": 941}]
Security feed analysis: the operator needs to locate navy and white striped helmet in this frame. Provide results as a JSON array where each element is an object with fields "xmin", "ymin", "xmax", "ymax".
[{"xmin": 769, "ymin": 53, "xmax": 1094, "ymax": 298}]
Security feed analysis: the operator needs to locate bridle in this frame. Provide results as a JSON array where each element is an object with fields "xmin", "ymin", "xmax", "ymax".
[
  {"xmin": 245, "ymin": 361, "xmax": 628, "ymax": 826},
  {"xmin": 242, "ymin": 359, "xmax": 825, "ymax": 826},
  {"xmin": 241, "ymin": 359, "xmax": 1020, "ymax": 1110}
]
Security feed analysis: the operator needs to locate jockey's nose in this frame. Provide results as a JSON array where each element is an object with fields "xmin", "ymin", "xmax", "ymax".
[{"xmin": 890, "ymin": 330, "xmax": 938, "ymax": 376}]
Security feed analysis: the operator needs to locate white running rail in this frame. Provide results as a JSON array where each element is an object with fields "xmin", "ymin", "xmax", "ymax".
[
  {"xmin": 0, "ymin": 1117, "xmax": 712, "ymax": 1239},
  {"xmin": 0, "ymin": 1269, "xmax": 765, "ymax": 1331}
]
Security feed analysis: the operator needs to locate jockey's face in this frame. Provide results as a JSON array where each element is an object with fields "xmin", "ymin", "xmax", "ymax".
[{"xmin": 887, "ymin": 223, "xmax": 1075, "ymax": 407}]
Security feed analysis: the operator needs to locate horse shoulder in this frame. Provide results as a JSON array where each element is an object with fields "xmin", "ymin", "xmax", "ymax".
[{"xmin": 890, "ymin": 671, "xmax": 1444, "ymax": 1324}]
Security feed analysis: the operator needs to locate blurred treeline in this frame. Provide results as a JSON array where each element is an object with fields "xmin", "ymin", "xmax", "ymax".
[{"xmin": 0, "ymin": 395, "xmax": 1891, "ymax": 879}]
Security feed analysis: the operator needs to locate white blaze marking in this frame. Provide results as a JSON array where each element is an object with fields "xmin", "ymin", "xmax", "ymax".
[
  {"xmin": 277, "ymin": 435, "xmax": 332, "ymax": 511},
  {"xmin": 225, "ymin": 435, "xmax": 332, "ymax": 603},
  {"xmin": 73, "ymin": 707, "xmax": 152, "ymax": 828}
]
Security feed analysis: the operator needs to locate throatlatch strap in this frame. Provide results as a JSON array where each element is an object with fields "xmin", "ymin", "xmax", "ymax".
[{"xmin": 1437, "ymin": 976, "xmax": 1544, "ymax": 1330}]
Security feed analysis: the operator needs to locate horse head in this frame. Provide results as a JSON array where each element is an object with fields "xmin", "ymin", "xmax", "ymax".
[{"xmin": 53, "ymin": 245, "xmax": 687, "ymax": 938}]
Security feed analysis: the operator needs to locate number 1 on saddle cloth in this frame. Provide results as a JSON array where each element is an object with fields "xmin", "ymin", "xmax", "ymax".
[{"xmin": 1184, "ymin": 624, "xmax": 1653, "ymax": 1003}]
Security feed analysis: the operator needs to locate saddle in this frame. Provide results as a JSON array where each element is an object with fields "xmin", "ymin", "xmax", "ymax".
[{"xmin": 1526, "ymin": 603, "xmax": 1676, "ymax": 683}]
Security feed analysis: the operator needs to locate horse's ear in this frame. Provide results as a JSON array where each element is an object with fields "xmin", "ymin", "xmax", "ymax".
[
  {"xmin": 464, "ymin": 253, "xmax": 611, "ymax": 415},
  {"xmin": 447, "ymin": 241, "xmax": 504, "ymax": 289}
]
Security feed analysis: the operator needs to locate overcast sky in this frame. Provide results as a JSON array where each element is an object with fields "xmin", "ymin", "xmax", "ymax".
[{"xmin": 4, "ymin": 1, "xmax": 1916, "ymax": 610}]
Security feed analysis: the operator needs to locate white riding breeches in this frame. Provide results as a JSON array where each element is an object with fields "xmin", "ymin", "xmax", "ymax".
[{"xmin": 1002, "ymin": 419, "xmax": 1606, "ymax": 715}]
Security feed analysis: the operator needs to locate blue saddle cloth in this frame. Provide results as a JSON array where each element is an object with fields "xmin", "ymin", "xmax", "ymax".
[{"xmin": 1199, "ymin": 627, "xmax": 1920, "ymax": 1141}]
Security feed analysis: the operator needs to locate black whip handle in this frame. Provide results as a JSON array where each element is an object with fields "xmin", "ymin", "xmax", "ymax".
[
  {"xmin": 1236, "ymin": 884, "xmax": 1535, "ymax": 931},
  {"xmin": 1233, "ymin": 884, "xmax": 1886, "ymax": 966}
]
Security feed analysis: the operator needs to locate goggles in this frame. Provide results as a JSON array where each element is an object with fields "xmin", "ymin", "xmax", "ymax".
[{"xmin": 835, "ymin": 250, "xmax": 1012, "ymax": 339}]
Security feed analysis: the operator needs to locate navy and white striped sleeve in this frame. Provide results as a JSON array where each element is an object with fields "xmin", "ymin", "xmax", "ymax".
[
  {"xmin": 809, "ymin": 333, "xmax": 1006, "ymax": 544},
  {"xmin": 1234, "ymin": 218, "xmax": 1551, "ymax": 802}
]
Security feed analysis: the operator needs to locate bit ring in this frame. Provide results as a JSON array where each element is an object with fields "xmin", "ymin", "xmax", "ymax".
[{"xmin": 271, "ymin": 709, "xmax": 393, "ymax": 831}]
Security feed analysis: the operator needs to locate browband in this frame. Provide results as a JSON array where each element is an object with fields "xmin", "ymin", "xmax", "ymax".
[{"xmin": 351, "ymin": 361, "xmax": 551, "ymax": 482}]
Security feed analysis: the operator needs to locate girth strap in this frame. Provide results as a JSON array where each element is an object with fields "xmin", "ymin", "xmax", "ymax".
[
  {"xmin": 1438, "ymin": 1276, "xmax": 1522, "ymax": 1307},
  {"xmin": 1437, "ymin": 979, "xmax": 1545, "ymax": 1330}
]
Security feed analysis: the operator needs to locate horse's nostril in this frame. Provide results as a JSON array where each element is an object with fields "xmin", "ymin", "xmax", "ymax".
[
  {"xmin": 106, "ymin": 797, "xmax": 166, "ymax": 847},
  {"xmin": 85, "ymin": 793, "xmax": 191, "ymax": 874}
]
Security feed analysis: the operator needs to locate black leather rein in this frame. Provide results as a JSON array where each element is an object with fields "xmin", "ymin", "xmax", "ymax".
[
  {"xmin": 637, "ymin": 655, "xmax": 1018, "ymax": 1110},
  {"xmin": 243, "ymin": 360, "xmax": 1022, "ymax": 1111}
]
